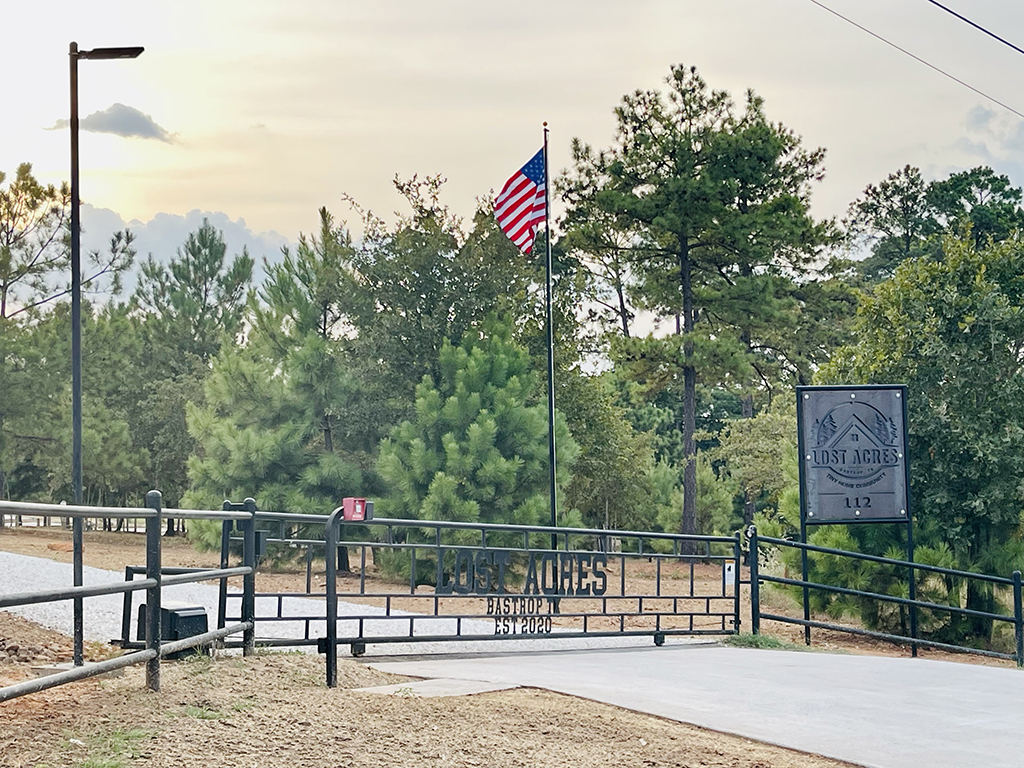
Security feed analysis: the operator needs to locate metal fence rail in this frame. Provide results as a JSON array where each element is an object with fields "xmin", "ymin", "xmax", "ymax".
[
  {"xmin": 749, "ymin": 527, "xmax": 1024, "ymax": 666},
  {"xmin": 0, "ymin": 492, "xmax": 257, "ymax": 703}
]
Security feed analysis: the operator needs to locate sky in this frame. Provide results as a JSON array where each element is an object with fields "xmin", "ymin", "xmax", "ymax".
[{"xmin": 3, "ymin": 0, "xmax": 1024, "ymax": 269}]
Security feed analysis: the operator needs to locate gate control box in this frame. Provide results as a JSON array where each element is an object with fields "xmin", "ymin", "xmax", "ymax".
[
  {"xmin": 137, "ymin": 601, "xmax": 209, "ymax": 659},
  {"xmin": 342, "ymin": 497, "xmax": 373, "ymax": 521}
]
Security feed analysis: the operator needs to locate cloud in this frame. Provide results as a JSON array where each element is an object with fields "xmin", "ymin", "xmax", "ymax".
[
  {"xmin": 49, "ymin": 103, "xmax": 174, "ymax": 142},
  {"xmin": 965, "ymin": 105, "xmax": 996, "ymax": 135},
  {"xmin": 931, "ymin": 106, "xmax": 1024, "ymax": 191},
  {"xmin": 80, "ymin": 204, "xmax": 292, "ymax": 296}
]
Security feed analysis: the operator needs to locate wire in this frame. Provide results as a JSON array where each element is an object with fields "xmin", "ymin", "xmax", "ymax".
[
  {"xmin": 807, "ymin": 0, "xmax": 1024, "ymax": 121},
  {"xmin": 924, "ymin": 0, "xmax": 1024, "ymax": 59}
]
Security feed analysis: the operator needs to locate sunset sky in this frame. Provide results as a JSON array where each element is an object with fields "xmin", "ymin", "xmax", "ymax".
[{"xmin": 4, "ymin": 0, "xmax": 1024, "ymax": 264}]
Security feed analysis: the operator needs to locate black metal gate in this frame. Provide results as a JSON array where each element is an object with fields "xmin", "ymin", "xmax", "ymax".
[{"xmin": 220, "ymin": 508, "xmax": 742, "ymax": 688}]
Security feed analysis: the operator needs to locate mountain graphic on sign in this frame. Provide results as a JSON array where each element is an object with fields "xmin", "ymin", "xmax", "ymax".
[{"xmin": 829, "ymin": 414, "xmax": 888, "ymax": 451}]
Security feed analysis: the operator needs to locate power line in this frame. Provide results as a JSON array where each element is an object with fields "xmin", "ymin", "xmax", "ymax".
[
  {"xmin": 924, "ymin": 0, "xmax": 1024, "ymax": 59},
  {"xmin": 807, "ymin": 0, "xmax": 1024, "ymax": 121}
]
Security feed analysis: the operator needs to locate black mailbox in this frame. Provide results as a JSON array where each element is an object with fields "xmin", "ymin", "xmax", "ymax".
[{"xmin": 137, "ymin": 601, "xmax": 209, "ymax": 659}]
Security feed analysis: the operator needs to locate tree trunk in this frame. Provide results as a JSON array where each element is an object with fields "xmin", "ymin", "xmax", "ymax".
[
  {"xmin": 679, "ymin": 239, "xmax": 698, "ymax": 549},
  {"xmin": 963, "ymin": 526, "xmax": 995, "ymax": 642},
  {"xmin": 614, "ymin": 267, "xmax": 630, "ymax": 338},
  {"xmin": 964, "ymin": 580, "xmax": 995, "ymax": 642},
  {"xmin": 742, "ymin": 391, "xmax": 756, "ymax": 526},
  {"xmin": 324, "ymin": 419, "xmax": 334, "ymax": 452}
]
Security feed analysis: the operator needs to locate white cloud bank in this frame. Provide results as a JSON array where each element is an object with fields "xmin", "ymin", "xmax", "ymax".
[{"xmin": 80, "ymin": 204, "xmax": 292, "ymax": 295}]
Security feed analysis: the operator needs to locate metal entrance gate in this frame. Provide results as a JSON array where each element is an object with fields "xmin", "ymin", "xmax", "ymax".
[{"xmin": 219, "ymin": 508, "xmax": 742, "ymax": 687}]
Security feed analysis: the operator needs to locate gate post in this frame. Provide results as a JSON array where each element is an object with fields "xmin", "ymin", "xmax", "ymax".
[
  {"xmin": 324, "ymin": 506, "xmax": 345, "ymax": 688},
  {"xmin": 144, "ymin": 490, "xmax": 162, "ymax": 691},
  {"xmin": 241, "ymin": 498, "xmax": 257, "ymax": 656},
  {"xmin": 1013, "ymin": 570, "xmax": 1023, "ymax": 669},
  {"xmin": 217, "ymin": 505, "xmax": 232, "ymax": 630},
  {"xmin": 732, "ymin": 532, "xmax": 742, "ymax": 634},
  {"xmin": 749, "ymin": 526, "xmax": 760, "ymax": 636}
]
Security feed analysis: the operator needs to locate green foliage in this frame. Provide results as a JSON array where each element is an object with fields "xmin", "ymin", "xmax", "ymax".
[
  {"xmin": 847, "ymin": 164, "xmax": 936, "ymax": 284},
  {"xmin": 822, "ymin": 235, "xmax": 1024, "ymax": 567},
  {"xmin": 134, "ymin": 218, "xmax": 253, "ymax": 372},
  {"xmin": 176, "ymin": 702, "xmax": 225, "ymax": 720},
  {"xmin": 560, "ymin": 64, "xmax": 830, "ymax": 537},
  {"xmin": 927, "ymin": 166, "xmax": 1024, "ymax": 249},
  {"xmin": 847, "ymin": 164, "xmax": 1024, "ymax": 286},
  {"xmin": 64, "ymin": 728, "xmax": 151, "ymax": 768},
  {"xmin": 810, "ymin": 234, "xmax": 1024, "ymax": 645},
  {"xmin": 653, "ymin": 452, "xmax": 737, "ymax": 537},
  {"xmin": 377, "ymin": 328, "xmax": 578, "ymax": 528},
  {"xmin": 714, "ymin": 401, "xmax": 797, "ymax": 507},
  {"xmin": 184, "ymin": 347, "xmax": 366, "ymax": 520},
  {"xmin": 0, "ymin": 163, "xmax": 70, "ymax": 320},
  {"xmin": 346, "ymin": 177, "xmax": 536, "ymax": 407},
  {"xmin": 184, "ymin": 210, "xmax": 377, "ymax": 538},
  {"xmin": 0, "ymin": 302, "xmax": 151, "ymax": 506},
  {"xmin": 560, "ymin": 371, "xmax": 659, "ymax": 531},
  {"xmin": 723, "ymin": 634, "xmax": 802, "ymax": 650}
]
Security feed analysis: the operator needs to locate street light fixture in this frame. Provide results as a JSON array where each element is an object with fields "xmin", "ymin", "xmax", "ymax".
[{"xmin": 68, "ymin": 41, "xmax": 143, "ymax": 666}]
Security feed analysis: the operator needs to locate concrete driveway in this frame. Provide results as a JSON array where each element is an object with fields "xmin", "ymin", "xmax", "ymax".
[{"xmin": 369, "ymin": 642, "xmax": 1024, "ymax": 768}]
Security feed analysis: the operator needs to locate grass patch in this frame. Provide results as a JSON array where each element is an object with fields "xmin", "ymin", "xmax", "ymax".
[
  {"xmin": 63, "ymin": 728, "xmax": 152, "ymax": 768},
  {"xmin": 253, "ymin": 646, "xmax": 307, "ymax": 657},
  {"xmin": 724, "ymin": 634, "xmax": 803, "ymax": 651},
  {"xmin": 180, "ymin": 652, "xmax": 215, "ymax": 677}
]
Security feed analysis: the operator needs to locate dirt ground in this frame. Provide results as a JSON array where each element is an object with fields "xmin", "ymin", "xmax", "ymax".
[{"xmin": 0, "ymin": 610, "xmax": 859, "ymax": 768}]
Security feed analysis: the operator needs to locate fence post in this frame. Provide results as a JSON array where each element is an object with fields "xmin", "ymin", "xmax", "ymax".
[
  {"xmin": 1013, "ymin": 570, "xmax": 1023, "ymax": 669},
  {"xmin": 217, "ymin": 506, "xmax": 232, "ymax": 631},
  {"xmin": 800, "ymin": 516, "xmax": 811, "ymax": 646},
  {"xmin": 906, "ymin": 517, "xmax": 918, "ymax": 658},
  {"xmin": 144, "ymin": 490, "xmax": 162, "ymax": 691},
  {"xmin": 325, "ymin": 508, "xmax": 342, "ymax": 688},
  {"xmin": 732, "ymin": 532, "xmax": 742, "ymax": 634},
  {"xmin": 241, "ymin": 498, "xmax": 257, "ymax": 656},
  {"xmin": 749, "ymin": 526, "xmax": 760, "ymax": 636},
  {"xmin": 72, "ymin": 510, "xmax": 84, "ymax": 666}
]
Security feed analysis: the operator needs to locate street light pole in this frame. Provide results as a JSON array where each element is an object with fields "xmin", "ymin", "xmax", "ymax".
[{"xmin": 68, "ymin": 41, "xmax": 143, "ymax": 666}]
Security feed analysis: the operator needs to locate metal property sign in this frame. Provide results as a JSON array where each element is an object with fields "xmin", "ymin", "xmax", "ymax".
[{"xmin": 797, "ymin": 385, "xmax": 909, "ymax": 525}]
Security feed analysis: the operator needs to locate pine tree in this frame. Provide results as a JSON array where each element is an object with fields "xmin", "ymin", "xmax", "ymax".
[
  {"xmin": 377, "ymin": 327, "xmax": 578, "ymax": 527},
  {"xmin": 560, "ymin": 65, "xmax": 827, "ymax": 542}
]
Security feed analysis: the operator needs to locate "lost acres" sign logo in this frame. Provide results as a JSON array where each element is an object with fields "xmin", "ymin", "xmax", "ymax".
[{"xmin": 798, "ymin": 386, "xmax": 909, "ymax": 524}]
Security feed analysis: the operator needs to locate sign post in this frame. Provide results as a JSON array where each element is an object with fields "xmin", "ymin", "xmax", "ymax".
[{"xmin": 796, "ymin": 385, "xmax": 915, "ymax": 651}]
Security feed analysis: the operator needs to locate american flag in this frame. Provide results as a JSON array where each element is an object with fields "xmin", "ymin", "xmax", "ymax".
[{"xmin": 495, "ymin": 148, "xmax": 546, "ymax": 254}]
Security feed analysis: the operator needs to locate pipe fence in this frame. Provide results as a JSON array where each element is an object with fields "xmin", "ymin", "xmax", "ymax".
[
  {"xmin": 0, "ymin": 491, "xmax": 256, "ymax": 703},
  {"xmin": 749, "ymin": 526, "xmax": 1024, "ymax": 666}
]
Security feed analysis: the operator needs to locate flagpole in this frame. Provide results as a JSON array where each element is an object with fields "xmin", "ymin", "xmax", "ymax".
[{"xmin": 543, "ymin": 122, "xmax": 557, "ymax": 535}]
